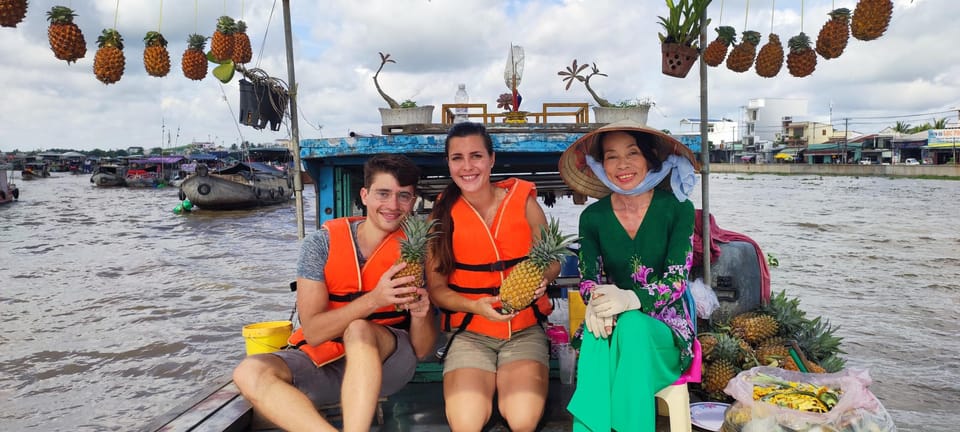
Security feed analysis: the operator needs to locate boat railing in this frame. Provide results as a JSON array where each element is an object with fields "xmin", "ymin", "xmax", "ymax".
[{"xmin": 441, "ymin": 102, "xmax": 591, "ymax": 125}]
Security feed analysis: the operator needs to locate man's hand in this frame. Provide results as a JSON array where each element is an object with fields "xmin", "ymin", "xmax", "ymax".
[
  {"xmin": 404, "ymin": 288, "xmax": 431, "ymax": 318},
  {"xmin": 591, "ymin": 284, "xmax": 642, "ymax": 318},
  {"xmin": 371, "ymin": 262, "xmax": 419, "ymax": 309}
]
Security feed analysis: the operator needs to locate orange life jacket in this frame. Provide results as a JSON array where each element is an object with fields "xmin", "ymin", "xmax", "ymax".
[
  {"xmin": 288, "ymin": 216, "xmax": 410, "ymax": 366},
  {"xmin": 441, "ymin": 178, "xmax": 552, "ymax": 339}
]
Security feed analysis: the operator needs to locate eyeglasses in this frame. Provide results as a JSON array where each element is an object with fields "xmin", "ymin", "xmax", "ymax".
[{"xmin": 372, "ymin": 190, "xmax": 416, "ymax": 205}]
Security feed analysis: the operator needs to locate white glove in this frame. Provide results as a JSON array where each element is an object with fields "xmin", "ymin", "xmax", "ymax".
[
  {"xmin": 584, "ymin": 301, "xmax": 615, "ymax": 339},
  {"xmin": 591, "ymin": 284, "xmax": 641, "ymax": 318}
]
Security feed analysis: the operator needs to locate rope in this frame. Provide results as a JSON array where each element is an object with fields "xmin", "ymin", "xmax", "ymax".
[
  {"xmin": 719, "ymin": 0, "xmax": 724, "ymax": 25},
  {"xmin": 257, "ymin": 0, "xmax": 279, "ymax": 69},
  {"xmin": 743, "ymin": 0, "xmax": 750, "ymax": 31},
  {"xmin": 801, "ymin": 0, "xmax": 805, "ymax": 32},
  {"xmin": 770, "ymin": 0, "xmax": 775, "ymax": 33},
  {"xmin": 241, "ymin": 0, "xmax": 245, "ymax": 20},
  {"xmin": 113, "ymin": 0, "xmax": 120, "ymax": 29},
  {"xmin": 157, "ymin": 0, "xmax": 163, "ymax": 32},
  {"xmin": 194, "ymin": 0, "xmax": 198, "ymax": 34},
  {"xmin": 223, "ymin": 0, "xmax": 227, "ymax": 15}
]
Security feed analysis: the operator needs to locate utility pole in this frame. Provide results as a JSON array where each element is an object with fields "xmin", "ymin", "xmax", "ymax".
[{"xmin": 844, "ymin": 117, "xmax": 849, "ymax": 164}]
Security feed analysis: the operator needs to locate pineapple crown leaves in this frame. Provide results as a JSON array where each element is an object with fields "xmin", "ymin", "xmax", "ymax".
[
  {"xmin": 96, "ymin": 28, "xmax": 123, "ymax": 50},
  {"xmin": 788, "ymin": 32, "xmax": 813, "ymax": 52},
  {"xmin": 236, "ymin": 20, "xmax": 248, "ymax": 33},
  {"xmin": 558, "ymin": 59, "xmax": 613, "ymax": 108},
  {"xmin": 828, "ymin": 7, "xmax": 852, "ymax": 20},
  {"xmin": 143, "ymin": 31, "xmax": 168, "ymax": 48},
  {"xmin": 186, "ymin": 33, "xmax": 207, "ymax": 51},
  {"xmin": 398, "ymin": 216, "xmax": 441, "ymax": 261},
  {"xmin": 714, "ymin": 26, "xmax": 737, "ymax": 43},
  {"xmin": 215, "ymin": 15, "xmax": 237, "ymax": 34},
  {"xmin": 46, "ymin": 6, "xmax": 78, "ymax": 24},
  {"xmin": 741, "ymin": 30, "xmax": 762, "ymax": 45},
  {"xmin": 528, "ymin": 217, "xmax": 578, "ymax": 269}
]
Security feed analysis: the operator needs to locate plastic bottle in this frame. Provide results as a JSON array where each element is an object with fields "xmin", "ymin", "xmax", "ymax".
[{"xmin": 454, "ymin": 83, "xmax": 469, "ymax": 123}]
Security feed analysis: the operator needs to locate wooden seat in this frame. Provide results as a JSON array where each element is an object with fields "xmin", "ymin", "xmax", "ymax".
[{"xmin": 655, "ymin": 383, "xmax": 692, "ymax": 432}]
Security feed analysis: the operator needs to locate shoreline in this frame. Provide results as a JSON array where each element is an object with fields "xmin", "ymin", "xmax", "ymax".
[{"xmin": 707, "ymin": 163, "xmax": 960, "ymax": 180}]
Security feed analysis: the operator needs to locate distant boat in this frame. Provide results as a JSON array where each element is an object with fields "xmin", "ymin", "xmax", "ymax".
[
  {"xmin": 124, "ymin": 168, "xmax": 160, "ymax": 188},
  {"xmin": 21, "ymin": 162, "xmax": 50, "ymax": 180},
  {"xmin": 179, "ymin": 161, "xmax": 293, "ymax": 210},
  {"xmin": 90, "ymin": 164, "xmax": 127, "ymax": 187},
  {"xmin": 0, "ymin": 166, "xmax": 19, "ymax": 204}
]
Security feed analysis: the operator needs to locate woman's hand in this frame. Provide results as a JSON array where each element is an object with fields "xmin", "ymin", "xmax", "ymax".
[
  {"xmin": 533, "ymin": 279, "xmax": 548, "ymax": 300},
  {"xmin": 404, "ymin": 288, "xmax": 431, "ymax": 318},
  {"xmin": 474, "ymin": 296, "xmax": 517, "ymax": 322}
]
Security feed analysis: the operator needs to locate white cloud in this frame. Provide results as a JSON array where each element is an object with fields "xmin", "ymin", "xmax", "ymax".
[{"xmin": 1, "ymin": 0, "xmax": 956, "ymax": 152}]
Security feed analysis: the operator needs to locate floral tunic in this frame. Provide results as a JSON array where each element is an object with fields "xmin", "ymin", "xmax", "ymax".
[{"xmin": 574, "ymin": 188, "xmax": 695, "ymax": 373}]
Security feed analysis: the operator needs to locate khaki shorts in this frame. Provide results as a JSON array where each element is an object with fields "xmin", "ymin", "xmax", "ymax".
[{"xmin": 443, "ymin": 325, "xmax": 549, "ymax": 374}]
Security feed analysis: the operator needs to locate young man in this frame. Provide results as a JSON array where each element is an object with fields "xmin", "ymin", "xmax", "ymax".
[{"xmin": 233, "ymin": 154, "xmax": 437, "ymax": 432}]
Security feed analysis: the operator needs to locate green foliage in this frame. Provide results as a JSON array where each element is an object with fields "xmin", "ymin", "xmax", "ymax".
[
  {"xmin": 657, "ymin": 0, "xmax": 712, "ymax": 47},
  {"xmin": 399, "ymin": 99, "xmax": 418, "ymax": 108}
]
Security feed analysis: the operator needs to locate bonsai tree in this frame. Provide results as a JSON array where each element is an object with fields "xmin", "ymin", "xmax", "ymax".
[
  {"xmin": 657, "ymin": 0, "xmax": 712, "ymax": 48},
  {"xmin": 373, "ymin": 52, "xmax": 401, "ymax": 109},
  {"xmin": 558, "ymin": 59, "xmax": 613, "ymax": 107}
]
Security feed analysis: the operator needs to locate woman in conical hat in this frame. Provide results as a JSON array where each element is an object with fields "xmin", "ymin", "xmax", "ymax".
[{"xmin": 559, "ymin": 119, "xmax": 702, "ymax": 432}]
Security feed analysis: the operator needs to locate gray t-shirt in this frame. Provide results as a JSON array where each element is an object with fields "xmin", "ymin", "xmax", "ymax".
[{"xmin": 297, "ymin": 219, "xmax": 367, "ymax": 282}]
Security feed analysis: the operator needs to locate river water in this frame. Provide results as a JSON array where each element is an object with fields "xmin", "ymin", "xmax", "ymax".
[{"xmin": 1, "ymin": 173, "xmax": 957, "ymax": 431}]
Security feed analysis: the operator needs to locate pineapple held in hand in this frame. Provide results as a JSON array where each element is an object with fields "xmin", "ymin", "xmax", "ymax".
[
  {"xmin": 499, "ymin": 217, "xmax": 576, "ymax": 314},
  {"xmin": 392, "ymin": 215, "xmax": 439, "ymax": 311}
]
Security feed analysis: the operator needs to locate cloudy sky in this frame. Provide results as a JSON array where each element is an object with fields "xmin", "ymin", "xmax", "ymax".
[{"xmin": 0, "ymin": 0, "xmax": 954, "ymax": 152}]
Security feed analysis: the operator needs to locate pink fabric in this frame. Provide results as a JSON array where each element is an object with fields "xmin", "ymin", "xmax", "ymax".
[
  {"xmin": 673, "ymin": 338, "xmax": 702, "ymax": 384},
  {"xmin": 693, "ymin": 210, "xmax": 771, "ymax": 303}
]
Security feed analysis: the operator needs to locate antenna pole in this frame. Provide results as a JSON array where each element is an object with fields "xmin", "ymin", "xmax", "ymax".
[{"xmin": 282, "ymin": 0, "xmax": 305, "ymax": 240}]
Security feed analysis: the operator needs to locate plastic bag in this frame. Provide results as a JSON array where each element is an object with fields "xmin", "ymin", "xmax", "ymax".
[
  {"xmin": 689, "ymin": 277, "xmax": 720, "ymax": 319},
  {"xmin": 721, "ymin": 366, "xmax": 897, "ymax": 432}
]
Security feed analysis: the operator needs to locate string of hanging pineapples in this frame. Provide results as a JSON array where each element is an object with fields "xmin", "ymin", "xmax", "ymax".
[
  {"xmin": 696, "ymin": 290, "xmax": 846, "ymax": 402},
  {"xmin": 0, "ymin": 0, "xmax": 255, "ymax": 84},
  {"xmin": 703, "ymin": 0, "xmax": 893, "ymax": 78}
]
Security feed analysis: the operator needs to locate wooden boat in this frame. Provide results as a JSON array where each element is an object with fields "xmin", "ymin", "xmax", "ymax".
[
  {"xmin": 90, "ymin": 164, "xmax": 127, "ymax": 187},
  {"xmin": 20, "ymin": 162, "xmax": 50, "ymax": 180},
  {"xmin": 178, "ymin": 161, "xmax": 293, "ymax": 210},
  {"xmin": 125, "ymin": 168, "xmax": 160, "ymax": 188},
  {"xmin": 0, "ymin": 165, "xmax": 19, "ymax": 204}
]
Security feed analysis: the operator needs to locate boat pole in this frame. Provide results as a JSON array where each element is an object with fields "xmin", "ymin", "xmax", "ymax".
[
  {"xmin": 282, "ymin": 0, "xmax": 305, "ymax": 240},
  {"xmin": 699, "ymin": 6, "xmax": 712, "ymax": 286}
]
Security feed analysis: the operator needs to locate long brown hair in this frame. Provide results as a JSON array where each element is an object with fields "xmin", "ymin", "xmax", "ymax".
[{"xmin": 429, "ymin": 122, "xmax": 494, "ymax": 275}]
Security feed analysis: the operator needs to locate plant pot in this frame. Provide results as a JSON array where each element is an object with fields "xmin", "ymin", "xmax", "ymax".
[
  {"xmin": 378, "ymin": 105, "xmax": 435, "ymax": 126},
  {"xmin": 592, "ymin": 105, "xmax": 651, "ymax": 125},
  {"xmin": 504, "ymin": 111, "xmax": 529, "ymax": 124},
  {"xmin": 661, "ymin": 43, "xmax": 699, "ymax": 78}
]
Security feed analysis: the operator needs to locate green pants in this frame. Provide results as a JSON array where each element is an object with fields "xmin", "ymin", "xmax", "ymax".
[{"xmin": 567, "ymin": 310, "xmax": 681, "ymax": 432}]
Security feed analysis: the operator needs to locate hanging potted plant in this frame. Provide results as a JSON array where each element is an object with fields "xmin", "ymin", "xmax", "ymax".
[
  {"xmin": 373, "ymin": 52, "xmax": 434, "ymax": 126},
  {"xmin": 558, "ymin": 59, "xmax": 652, "ymax": 124},
  {"xmin": 657, "ymin": 0, "xmax": 712, "ymax": 78}
]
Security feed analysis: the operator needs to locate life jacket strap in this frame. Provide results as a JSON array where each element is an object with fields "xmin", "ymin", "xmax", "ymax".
[{"xmin": 454, "ymin": 256, "xmax": 528, "ymax": 272}]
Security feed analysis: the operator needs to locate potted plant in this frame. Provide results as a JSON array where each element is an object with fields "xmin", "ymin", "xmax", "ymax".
[
  {"xmin": 373, "ymin": 52, "xmax": 434, "ymax": 126},
  {"xmin": 657, "ymin": 0, "xmax": 712, "ymax": 78},
  {"xmin": 558, "ymin": 60, "xmax": 652, "ymax": 124}
]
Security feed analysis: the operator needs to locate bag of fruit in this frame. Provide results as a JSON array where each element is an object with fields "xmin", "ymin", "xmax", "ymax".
[{"xmin": 720, "ymin": 366, "xmax": 896, "ymax": 432}]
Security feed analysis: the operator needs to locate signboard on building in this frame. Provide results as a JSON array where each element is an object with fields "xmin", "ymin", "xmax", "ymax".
[{"xmin": 927, "ymin": 129, "xmax": 960, "ymax": 147}]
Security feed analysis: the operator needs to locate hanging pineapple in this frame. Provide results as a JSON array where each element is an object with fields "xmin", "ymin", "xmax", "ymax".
[
  {"xmin": 0, "ymin": 0, "xmax": 27, "ymax": 28},
  {"xmin": 93, "ymin": 29, "xmax": 125, "ymax": 84},
  {"xmin": 703, "ymin": 26, "xmax": 736, "ymax": 67},
  {"xmin": 46, "ymin": 6, "xmax": 87, "ymax": 64},
  {"xmin": 726, "ymin": 30, "xmax": 761, "ymax": 73},
  {"xmin": 755, "ymin": 33, "xmax": 784, "ymax": 78},
  {"xmin": 143, "ymin": 31, "xmax": 170, "ymax": 78},
  {"xmin": 851, "ymin": 0, "xmax": 893, "ymax": 41},
  {"xmin": 210, "ymin": 15, "xmax": 236, "ymax": 62},
  {"xmin": 816, "ymin": 8, "xmax": 851, "ymax": 59},
  {"xmin": 498, "ymin": 217, "xmax": 576, "ymax": 314},
  {"xmin": 392, "ymin": 216, "xmax": 439, "ymax": 311},
  {"xmin": 786, "ymin": 32, "xmax": 817, "ymax": 78},
  {"xmin": 181, "ymin": 33, "xmax": 208, "ymax": 81},
  {"xmin": 232, "ymin": 20, "xmax": 252, "ymax": 64}
]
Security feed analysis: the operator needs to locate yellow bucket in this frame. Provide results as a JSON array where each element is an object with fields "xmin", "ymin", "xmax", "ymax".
[
  {"xmin": 242, "ymin": 320, "xmax": 293, "ymax": 355},
  {"xmin": 568, "ymin": 289, "xmax": 586, "ymax": 335}
]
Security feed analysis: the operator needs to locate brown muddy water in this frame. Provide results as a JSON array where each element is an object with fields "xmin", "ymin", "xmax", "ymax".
[{"xmin": 0, "ymin": 172, "xmax": 957, "ymax": 431}]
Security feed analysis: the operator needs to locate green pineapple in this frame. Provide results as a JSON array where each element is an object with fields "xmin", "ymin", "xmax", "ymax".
[
  {"xmin": 702, "ymin": 333, "xmax": 742, "ymax": 397},
  {"xmin": 499, "ymin": 217, "xmax": 576, "ymax": 314},
  {"xmin": 793, "ymin": 316, "xmax": 845, "ymax": 370},
  {"xmin": 392, "ymin": 215, "xmax": 439, "ymax": 310},
  {"xmin": 759, "ymin": 290, "xmax": 808, "ymax": 338}
]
